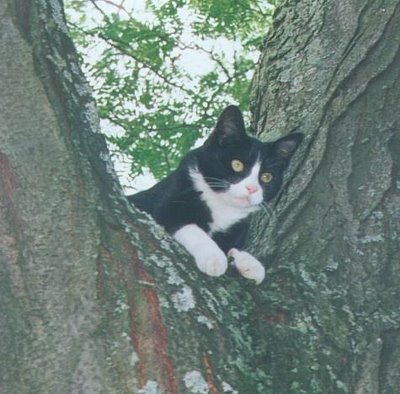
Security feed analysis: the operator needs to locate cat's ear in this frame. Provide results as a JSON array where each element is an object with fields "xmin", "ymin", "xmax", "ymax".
[
  {"xmin": 206, "ymin": 105, "xmax": 247, "ymax": 146},
  {"xmin": 273, "ymin": 133, "xmax": 304, "ymax": 160}
]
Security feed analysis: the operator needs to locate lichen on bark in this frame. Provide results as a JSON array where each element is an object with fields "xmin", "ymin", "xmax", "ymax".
[{"xmin": 249, "ymin": 0, "xmax": 400, "ymax": 392}]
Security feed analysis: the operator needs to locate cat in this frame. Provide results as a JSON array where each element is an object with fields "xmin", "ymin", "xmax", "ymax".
[{"xmin": 128, "ymin": 105, "xmax": 303, "ymax": 284}]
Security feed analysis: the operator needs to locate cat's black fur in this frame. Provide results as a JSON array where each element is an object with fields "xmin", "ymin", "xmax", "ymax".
[{"xmin": 128, "ymin": 105, "xmax": 303, "ymax": 254}]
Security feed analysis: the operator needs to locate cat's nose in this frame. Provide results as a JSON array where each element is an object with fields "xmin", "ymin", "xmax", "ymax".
[{"xmin": 245, "ymin": 184, "xmax": 258, "ymax": 194}]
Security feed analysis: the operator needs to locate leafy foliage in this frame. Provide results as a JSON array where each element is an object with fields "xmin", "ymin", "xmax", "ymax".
[{"xmin": 65, "ymin": 0, "xmax": 276, "ymax": 182}]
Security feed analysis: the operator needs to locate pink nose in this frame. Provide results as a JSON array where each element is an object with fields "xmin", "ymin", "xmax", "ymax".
[{"xmin": 245, "ymin": 184, "xmax": 258, "ymax": 194}]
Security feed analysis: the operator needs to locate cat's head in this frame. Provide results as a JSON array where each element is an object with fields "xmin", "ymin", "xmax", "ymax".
[{"xmin": 195, "ymin": 105, "xmax": 303, "ymax": 209}]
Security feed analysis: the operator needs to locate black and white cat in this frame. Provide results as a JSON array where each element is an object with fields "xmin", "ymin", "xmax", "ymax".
[{"xmin": 128, "ymin": 106, "xmax": 303, "ymax": 284}]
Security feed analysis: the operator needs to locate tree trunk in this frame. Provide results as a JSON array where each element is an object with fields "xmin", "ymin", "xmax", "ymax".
[
  {"xmin": 249, "ymin": 1, "xmax": 400, "ymax": 393},
  {"xmin": 0, "ymin": 1, "xmax": 399, "ymax": 394}
]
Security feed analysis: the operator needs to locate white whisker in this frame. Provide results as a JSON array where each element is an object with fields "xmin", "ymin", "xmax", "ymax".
[{"xmin": 204, "ymin": 176, "xmax": 230, "ymax": 186}]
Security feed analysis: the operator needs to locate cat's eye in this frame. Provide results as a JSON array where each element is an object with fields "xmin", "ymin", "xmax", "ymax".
[
  {"xmin": 260, "ymin": 172, "xmax": 273, "ymax": 184},
  {"xmin": 231, "ymin": 159, "xmax": 244, "ymax": 172}
]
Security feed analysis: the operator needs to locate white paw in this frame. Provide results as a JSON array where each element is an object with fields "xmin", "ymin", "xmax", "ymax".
[
  {"xmin": 228, "ymin": 249, "xmax": 265, "ymax": 284},
  {"xmin": 173, "ymin": 224, "xmax": 227, "ymax": 277},
  {"xmin": 193, "ymin": 245, "xmax": 228, "ymax": 277}
]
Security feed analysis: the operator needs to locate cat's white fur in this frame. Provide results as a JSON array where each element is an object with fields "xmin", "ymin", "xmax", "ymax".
[
  {"xmin": 173, "ymin": 162, "xmax": 265, "ymax": 284},
  {"xmin": 189, "ymin": 162, "xmax": 262, "ymax": 233},
  {"xmin": 228, "ymin": 248, "xmax": 265, "ymax": 284},
  {"xmin": 174, "ymin": 224, "xmax": 228, "ymax": 276}
]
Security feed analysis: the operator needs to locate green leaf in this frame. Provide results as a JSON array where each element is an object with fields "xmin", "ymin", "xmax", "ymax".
[{"xmin": 65, "ymin": 0, "xmax": 277, "ymax": 180}]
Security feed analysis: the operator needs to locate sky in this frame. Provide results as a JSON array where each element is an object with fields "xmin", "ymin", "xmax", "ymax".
[{"xmin": 66, "ymin": 0, "xmax": 262, "ymax": 193}]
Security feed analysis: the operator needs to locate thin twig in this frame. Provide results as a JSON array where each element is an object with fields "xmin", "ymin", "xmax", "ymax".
[{"xmin": 92, "ymin": 0, "xmax": 133, "ymax": 18}]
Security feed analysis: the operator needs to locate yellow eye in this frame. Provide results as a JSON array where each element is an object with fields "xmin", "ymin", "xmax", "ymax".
[
  {"xmin": 260, "ymin": 172, "xmax": 273, "ymax": 183},
  {"xmin": 231, "ymin": 159, "xmax": 244, "ymax": 172}
]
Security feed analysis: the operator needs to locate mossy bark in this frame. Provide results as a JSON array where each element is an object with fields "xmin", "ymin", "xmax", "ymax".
[
  {"xmin": 0, "ymin": 1, "xmax": 277, "ymax": 392},
  {"xmin": 249, "ymin": 0, "xmax": 400, "ymax": 392},
  {"xmin": 0, "ymin": 0, "xmax": 399, "ymax": 393}
]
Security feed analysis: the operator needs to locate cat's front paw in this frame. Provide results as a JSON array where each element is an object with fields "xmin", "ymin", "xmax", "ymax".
[
  {"xmin": 228, "ymin": 249, "xmax": 265, "ymax": 284},
  {"xmin": 194, "ymin": 245, "xmax": 228, "ymax": 277}
]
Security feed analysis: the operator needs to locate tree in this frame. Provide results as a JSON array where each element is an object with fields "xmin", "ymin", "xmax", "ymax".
[
  {"xmin": 64, "ymin": 0, "xmax": 276, "ymax": 181},
  {"xmin": 1, "ymin": 1, "xmax": 399, "ymax": 394}
]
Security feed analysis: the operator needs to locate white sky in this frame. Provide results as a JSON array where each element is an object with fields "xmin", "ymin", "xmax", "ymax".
[{"xmin": 67, "ymin": 0, "xmax": 260, "ymax": 193}]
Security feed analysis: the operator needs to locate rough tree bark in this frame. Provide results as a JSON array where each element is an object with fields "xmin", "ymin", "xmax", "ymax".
[
  {"xmin": 0, "ymin": 1, "xmax": 399, "ymax": 394},
  {"xmin": 250, "ymin": 1, "xmax": 400, "ymax": 393}
]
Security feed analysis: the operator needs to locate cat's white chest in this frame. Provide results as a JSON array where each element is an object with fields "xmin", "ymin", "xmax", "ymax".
[
  {"xmin": 189, "ymin": 168, "xmax": 256, "ymax": 234},
  {"xmin": 206, "ymin": 198, "xmax": 249, "ymax": 233}
]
